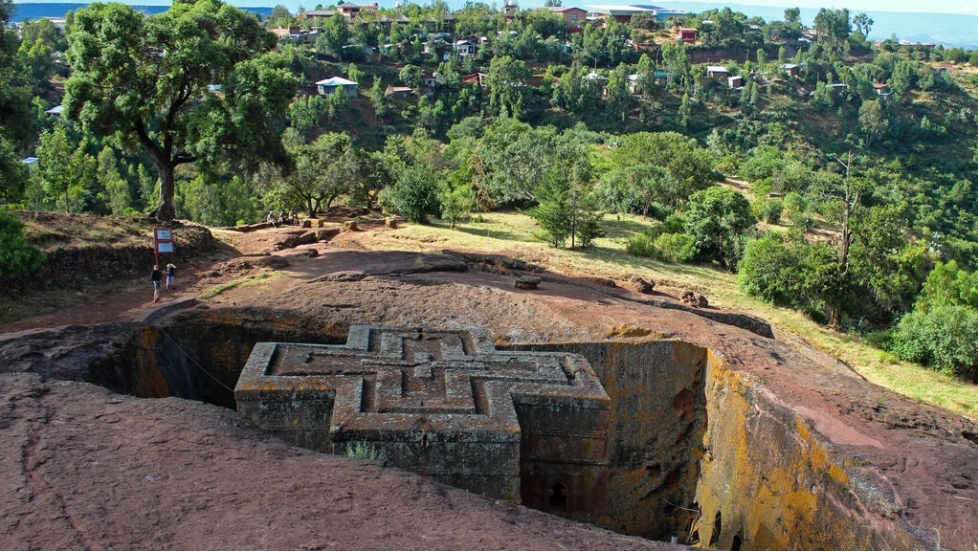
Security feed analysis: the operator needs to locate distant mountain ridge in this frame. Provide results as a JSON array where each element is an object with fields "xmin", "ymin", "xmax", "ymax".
[
  {"xmin": 10, "ymin": 2, "xmax": 976, "ymax": 48},
  {"xmin": 651, "ymin": 2, "xmax": 978, "ymax": 48}
]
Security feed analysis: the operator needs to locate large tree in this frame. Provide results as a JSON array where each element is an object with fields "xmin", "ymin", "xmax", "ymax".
[
  {"xmin": 0, "ymin": 0, "xmax": 33, "ymax": 182},
  {"xmin": 813, "ymin": 7, "xmax": 851, "ymax": 54},
  {"xmin": 64, "ymin": 0, "xmax": 298, "ymax": 221},
  {"xmin": 683, "ymin": 186, "xmax": 754, "ymax": 270}
]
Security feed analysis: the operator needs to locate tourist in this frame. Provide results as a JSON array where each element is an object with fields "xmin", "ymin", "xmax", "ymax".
[
  {"xmin": 165, "ymin": 263, "xmax": 176, "ymax": 290},
  {"xmin": 151, "ymin": 264, "xmax": 162, "ymax": 303}
]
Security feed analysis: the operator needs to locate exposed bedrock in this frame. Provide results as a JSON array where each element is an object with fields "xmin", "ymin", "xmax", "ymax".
[{"xmin": 0, "ymin": 308, "xmax": 972, "ymax": 550}]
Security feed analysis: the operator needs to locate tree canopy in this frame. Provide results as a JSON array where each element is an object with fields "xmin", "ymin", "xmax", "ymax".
[{"xmin": 63, "ymin": 0, "xmax": 297, "ymax": 221}]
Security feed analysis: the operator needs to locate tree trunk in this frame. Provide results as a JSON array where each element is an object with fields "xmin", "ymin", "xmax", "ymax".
[{"xmin": 152, "ymin": 161, "xmax": 177, "ymax": 221}]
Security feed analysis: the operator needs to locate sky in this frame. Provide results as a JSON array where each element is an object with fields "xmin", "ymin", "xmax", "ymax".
[
  {"xmin": 691, "ymin": 0, "xmax": 975, "ymax": 15},
  {"xmin": 238, "ymin": 0, "xmax": 972, "ymax": 15},
  {"xmin": 14, "ymin": 0, "xmax": 975, "ymax": 12}
]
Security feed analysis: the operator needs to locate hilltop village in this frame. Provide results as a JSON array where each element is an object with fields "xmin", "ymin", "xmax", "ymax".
[{"xmin": 2, "ymin": 1, "xmax": 978, "ymax": 549}]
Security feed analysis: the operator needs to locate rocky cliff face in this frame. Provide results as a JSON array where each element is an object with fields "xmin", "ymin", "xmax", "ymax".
[
  {"xmin": 1, "ymin": 231, "xmax": 977, "ymax": 550},
  {"xmin": 3, "ymin": 291, "xmax": 977, "ymax": 550}
]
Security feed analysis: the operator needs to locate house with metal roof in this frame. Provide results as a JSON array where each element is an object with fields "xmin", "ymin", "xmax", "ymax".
[
  {"xmin": 316, "ymin": 77, "xmax": 359, "ymax": 98},
  {"xmin": 586, "ymin": 4, "xmax": 685, "ymax": 23}
]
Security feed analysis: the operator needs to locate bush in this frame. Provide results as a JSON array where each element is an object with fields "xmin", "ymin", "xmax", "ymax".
[
  {"xmin": 683, "ymin": 186, "xmax": 754, "ymax": 270},
  {"xmin": 379, "ymin": 166, "xmax": 440, "ymax": 224},
  {"xmin": 527, "ymin": 199, "xmax": 571, "ymax": 247},
  {"xmin": 802, "ymin": 305, "xmax": 830, "ymax": 325},
  {"xmin": 889, "ymin": 305, "xmax": 978, "ymax": 379},
  {"xmin": 573, "ymin": 209, "xmax": 605, "ymax": 248},
  {"xmin": 792, "ymin": 213, "xmax": 815, "ymax": 231},
  {"xmin": 782, "ymin": 192, "xmax": 807, "ymax": 221},
  {"xmin": 653, "ymin": 232, "xmax": 698, "ymax": 263},
  {"xmin": 662, "ymin": 213, "xmax": 685, "ymax": 233},
  {"xmin": 345, "ymin": 442, "xmax": 384, "ymax": 461},
  {"xmin": 749, "ymin": 178, "xmax": 773, "ymax": 199},
  {"xmin": 0, "ymin": 210, "xmax": 45, "ymax": 280},
  {"xmin": 626, "ymin": 232, "xmax": 656, "ymax": 257},
  {"xmin": 626, "ymin": 230, "xmax": 696, "ymax": 263},
  {"xmin": 759, "ymin": 198, "xmax": 783, "ymax": 224},
  {"xmin": 738, "ymin": 232, "xmax": 799, "ymax": 305}
]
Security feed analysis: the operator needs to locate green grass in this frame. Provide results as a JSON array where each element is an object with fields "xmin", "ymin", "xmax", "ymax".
[
  {"xmin": 360, "ymin": 211, "xmax": 978, "ymax": 420},
  {"xmin": 345, "ymin": 442, "xmax": 384, "ymax": 461},
  {"xmin": 198, "ymin": 270, "xmax": 280, "ymax": 300}
]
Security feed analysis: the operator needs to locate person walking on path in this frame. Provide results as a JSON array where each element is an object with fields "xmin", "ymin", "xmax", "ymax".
[
  {"xmin": 151, "ymin": 264, "xmax": 162, "ymax": 303},
  {"xmin": 165, "ymin": 263, "xmax": 176, "ymax": 290}
]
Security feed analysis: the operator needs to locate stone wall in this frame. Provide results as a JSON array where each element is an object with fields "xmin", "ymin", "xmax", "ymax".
[{"xmin": 512, "ymin": 340, "xmax": 708, "ymax": 536}]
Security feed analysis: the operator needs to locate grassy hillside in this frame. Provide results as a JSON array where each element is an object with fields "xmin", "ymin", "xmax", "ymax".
[
  {"xmin": 371, "ymin": 211, "xmax": 978, "ymax": 420},
  {"xmin": 3, "ymin": 208, "xmax": 976, "ymax": 419}
]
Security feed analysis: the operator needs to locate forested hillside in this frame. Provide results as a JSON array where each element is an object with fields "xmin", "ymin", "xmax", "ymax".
[{"xmin": 3, "ymin": 0, "xmax": 978, "ymax": 382}]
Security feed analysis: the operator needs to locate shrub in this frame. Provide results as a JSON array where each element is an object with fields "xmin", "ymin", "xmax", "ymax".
[
  {"xmin": 792, "ymin": 213, "xmax": 815, "ymax": 231},
  {"xmin": 889, "ymin": 305, "xmax": 978, "ymax": 379},
  {"xmin": 379, "ymin": 166, "xmax": 440, "ymax": 224},
  {"xmin": 527, "ymin": 199, "xmax": 570, "ymax": 247},
  {"xmin": 749, "ymin": 178, "xmax": 773, "ymax": 199},
  {"xmin": 439, "ymin": 183, "xmax": 475, "ymax": 229},
  {"xmin": 782, "ymin": 192, "xmax": 807, "ymax": 221},
  {"xmin": 653, "ymin": 232, "xmax": 697, "ymax": 263},
  {"xmin": 683, "ymin": 187, "xmax": 754, "ymax": 270},
  {"xmin": 759, "ymin": 198, "xmax": 783, "ymax": 224},
  {"xmin": 626, "ymin": 232, "xmax": 656, "ymax": 257},
  {"xmin": 738, "ymin": 232, "xmax": 799, "ymax": 305},
  {"xmin": 0, "ymin": 210, "xmax": 45, "ymax": 280},
  {"xmin": 626, "ymin": 230, "xmax": 696, "ymax": 263},
  {"xmin": 662, "ymin": 213, "xmax": 685, "ymax": 233},
  {"xmin": 345, "ymin": 442, "xmax": 384, "ymax": 461}
]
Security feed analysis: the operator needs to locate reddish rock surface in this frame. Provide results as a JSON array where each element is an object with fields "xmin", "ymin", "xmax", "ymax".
[
  {"xmin": 2, "ymin": 223, "xmax": 977, "ymax": 550},
  {"xmin": 0, "ymin": 372, "xmax": 673, "ymax": 550}
]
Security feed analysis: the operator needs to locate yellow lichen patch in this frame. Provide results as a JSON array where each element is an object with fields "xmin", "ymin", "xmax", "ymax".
[
  {"xmin": 694, "ymin": 354, "xmax": 903, "ymax": 550},
  {"xmin": 605, "ymin": 325, "xmax": 669, "ymax": 339},
  {"xmin": 131, "ymin": 328, "xmax": 170, "ymax": 397}
]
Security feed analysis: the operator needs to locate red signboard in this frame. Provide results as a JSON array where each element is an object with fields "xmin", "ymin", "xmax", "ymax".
[{"xmin": 154, "ymin": 228, "xmax": 174, "ymax": 264}]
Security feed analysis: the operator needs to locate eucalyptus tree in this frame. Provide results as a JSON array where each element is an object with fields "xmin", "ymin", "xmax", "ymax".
[
  {"xmin": 0, "ymin": 0, "xmax": 28, "ymax": 202},
  {"xmin": 487, "ymin": 55, "xmax": 531, "ymax": 119},
  {"xmin": 605, "ymin": 63, "xmax": 632, "ymax": 123},
  {"xmin": 634, "ymin": 53, "xmax": 656, "ymax": 99},
  {"xmin": 858, "ymin": 99, "xmax": 887, "ymax": 149},
  {"xmin": 34, "ymin": 123, "xmax": 96, "ymax": 214},
  {"xmin": 63, "ymin": 0, "xmax": 298, "ymax": 221},
  {"xmin": 317, "ymin": 14, "xmax": 351, "ymax": 59},
  {"xmin": 660, "ymin": 41, "xmax": 692, "ymax": 92},
  {"xmin": 0, "ymin": 0, "xmax": 33, "ymax": 158},
  {"xmin": 523, "ymin": 9, "xmax": 564, "ymax": 39},
  {"xmin": 813, "ymin": 7, "xmax": 851, "ymax": 56}
]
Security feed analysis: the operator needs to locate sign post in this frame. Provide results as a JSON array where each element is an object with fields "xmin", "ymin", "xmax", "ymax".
[{"xmin": 153, "ymin": 228, "xmax": 174, "ymax": 265}]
